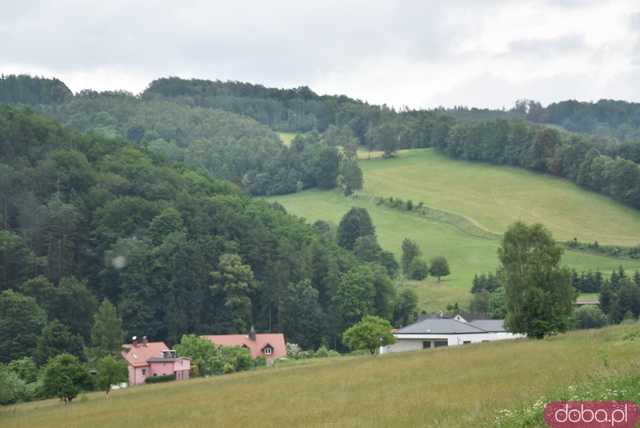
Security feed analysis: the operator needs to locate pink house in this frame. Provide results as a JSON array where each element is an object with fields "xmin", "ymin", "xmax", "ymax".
[
  {"xmin": 121, "ymin": 337, "xmax": 191, "ymax": 385},
  {"xmin": 202, "ymin": 329, "xmax": 286, "ymax": 360}
]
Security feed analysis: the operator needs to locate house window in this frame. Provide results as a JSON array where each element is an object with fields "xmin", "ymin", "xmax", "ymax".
[
  {"xmin": 463, "ymin": 341, "xmax": 471, "ymax": 345},
  {"xmin": 263, "ymin": 346, "xmax": 273, "ymax": 355},
  {"xmin": 142, "ymin": 369, "xmax": 147, "ymax": 376}
]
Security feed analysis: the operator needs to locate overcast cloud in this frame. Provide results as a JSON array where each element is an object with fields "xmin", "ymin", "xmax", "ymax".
[{"xmin": 2, "ymin": 0, "xmax": 640, "ymax": 108}]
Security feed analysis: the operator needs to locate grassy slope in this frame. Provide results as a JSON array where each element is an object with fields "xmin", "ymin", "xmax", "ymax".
[
  {"xmin": 277, "ymin": 131, "xmax": 297, "ymax": 146},
  {"xmin": 3, "ymin": 324, "xmax": 639, "ymax": 428},
  {"xmin": 362, "ymin": 149, "xmax": 640, "ymax": 246},
  {"xmin": 270, "ymin": 190, "xmax": 640, "ymax": 312}
]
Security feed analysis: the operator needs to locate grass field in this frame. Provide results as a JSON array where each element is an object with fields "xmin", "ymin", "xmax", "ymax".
[
  {"xmin": 3, "ymin": 324, "xmax": 639, "ymax": 428},
  {"xmin": 361, "ymin": 149, "xmax": 640, "ymax": 246},
  {"xmin": 269, "ymin": 190, "xmax": 640, "ymax": 312},
  {"xmin": 277, "ymin": 132, "xmax": 297, "ymax": 146}
]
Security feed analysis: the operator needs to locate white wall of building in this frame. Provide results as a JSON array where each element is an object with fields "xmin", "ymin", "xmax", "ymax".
[{"xmin": 380, "ymin": 332, "xmax": 523, "ymax": 354}]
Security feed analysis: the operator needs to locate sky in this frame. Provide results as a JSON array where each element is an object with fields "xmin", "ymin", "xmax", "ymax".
[{"xmin": 2, "ymin": 0, "xmax": 640, "ymax": 109}]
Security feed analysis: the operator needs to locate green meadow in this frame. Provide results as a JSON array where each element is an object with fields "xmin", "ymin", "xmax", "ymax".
[
  {"xmin": 277, "ymin": 131, "xmax": 297, "ymax": 146},
  {"xmin": 361, "ymin": 149, "xmax": 640, "ymax": 246},
  {"xmin": 270, "ymin": 190, "xmax": 640, "ymax": 312},
  {"xmin": 269, "ymin": 148, "xmax": 640, "ymax": 312},
  {"xmin": 3, "ymin": 324, "xmax": 639, "ymax": 428}
]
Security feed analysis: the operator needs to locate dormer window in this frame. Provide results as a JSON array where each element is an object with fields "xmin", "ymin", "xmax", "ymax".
[{"xmin": 263, "ymin": 345, "xmax": 273, "ymax": 356}]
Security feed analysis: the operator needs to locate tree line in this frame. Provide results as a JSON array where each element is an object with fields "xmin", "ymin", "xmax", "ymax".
[
  {"xmin": 470, "ymin": 260, "xmax": 640, "ymax": 331},
  {"xmin": 0, "ymin": 77, "xmax": 363, "ymax": 197}
]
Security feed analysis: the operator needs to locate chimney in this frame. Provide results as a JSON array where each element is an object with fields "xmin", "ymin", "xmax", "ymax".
[
  {"xmin": 249, "ymin": 326, "xmax": 256, "ymax": 341},
  {"xmin": 142, "ymin": 336, "xmax": 148, "ymax": 346}
]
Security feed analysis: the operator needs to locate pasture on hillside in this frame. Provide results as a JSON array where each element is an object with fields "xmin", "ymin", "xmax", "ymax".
[
  {"xmin": 269, "ymin": 190, "xmax": 640, "ymax": 312},
  {"xmin": 361, "ymin": 149, "xmax": 640, "ymax": 246},
  {"xmin": 277, "ymin": 131, "xmax": 297, "ymax": 146},
  {"xmin": 3, "ymin": 324, "xmax": 640, "ymax": 428}
]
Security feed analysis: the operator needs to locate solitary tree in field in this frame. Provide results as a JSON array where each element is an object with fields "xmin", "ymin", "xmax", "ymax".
[
  {"xmin": 42, "ymin": 354, "xmax": 92, "ymax": 403},
  {"xmin": 429, "ymin": 256, "xmax": 450, "ymax": 282},
  {"xmin": 401, "ymin": 238, "xmax": 421, "ymax": 275},
  {"xmin": 96, "ymin": 356, "xmax": 128, "ymax": 397},
  {"xmin": 498, "ymin": 222, "xmax": 575, "ymax": 339},
  {"xmin": 342, "ymin": 315, "xmax": 395, "ymax": 355}
]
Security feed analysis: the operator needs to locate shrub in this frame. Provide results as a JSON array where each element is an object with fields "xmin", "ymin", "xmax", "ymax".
[
  {"xmin": 408, "ymin": 258, "xmax": 429, "ymax": 280},
  {"xmin": 145, "ymin": 374, "xmax": 176, "ymax": 384},
  {"xmin": 8, "ymin": 357, "xmax": 38, "ymax": 383},
  {"xmin": 221, "ymin": 346, "xmax": 253, "ymax": 372},
  {"xmin": 342, "ymin": 315, "xmax": 395, "ymax": 355},
  {"xmin": 574, "ymin": 305, "xmax": 608, "ymax": 329},
  {"xmin": 285, "ymin": 343, "xmax": 304, "ymax": 359},
  {"xmin": 254, "ymin": 356, "xmax": 267, "ymax": 367},
  {"xmin": 0, "ymin": 364, "xmax": 27, "ymax": 405},
  {"xmin": 314, "ymin": 346, "xmax": 330, "ymax": 358}
]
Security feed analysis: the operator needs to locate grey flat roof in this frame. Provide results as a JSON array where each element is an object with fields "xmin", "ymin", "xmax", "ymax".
[
  {"xmin": 468, "ymin": 319, "xmax": 506, "ymax": 332},
  {"xmin": 396, "ymin": 318, "xmax": 488, "ymax": 335}
]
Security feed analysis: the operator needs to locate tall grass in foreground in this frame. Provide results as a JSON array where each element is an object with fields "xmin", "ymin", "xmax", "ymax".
[
  {"xmin": 493, "ymin": 369, "xmax": 640, "ymax": 427},
  {"xmin": 2, "ymin": 324, "xmax": 640, "ymax": 428}
]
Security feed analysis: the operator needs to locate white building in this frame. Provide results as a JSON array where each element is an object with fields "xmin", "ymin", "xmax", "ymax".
[{"xmin": 380, "ymin": 315, "xmax": 523, "ymax": 354}]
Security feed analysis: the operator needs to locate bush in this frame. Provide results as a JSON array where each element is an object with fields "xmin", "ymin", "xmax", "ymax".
[
  {"xmin": 221, "ymin": 346, "xmax": 253, "ymax": 372},
  {"xmin": 145, "ymin": 374, "xmax": 176, "ymax": 384},
  {"xmin": 342, "ymin": 315, "xmax": 396, "ymax": 355},
  {"xmin": 254, "ymin": 356, "xmax": 267, "ymax": 367},
  {"xmin": 0, "ymin": 365, "xmax": 27, "ymax": 404},
  {"xmin": 574, "ymin": 305, "xmax": 608, "ymax": 329},
  {"xmin": 408, "ymin": 258, "xmax": 429, "ymax": 280},
  {"xmin": 8, "ymin": 357, "xmax": 38, "ymax": 384},
  {"xmin": 285, "ymin": 343, "xmax": 304, "ymax": 359},
  {"xmin": 314, "ymin": 346, "xmax": 330, "ymax": 358},
  {"xmin": 175, "ymin": 335, "xmax": 254, "ymax": 376}
]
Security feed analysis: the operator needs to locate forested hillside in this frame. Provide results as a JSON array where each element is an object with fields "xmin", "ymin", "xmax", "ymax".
[
  {"xmin": 0, "ymin": 107, "xmax": 408, "ymax": 364},
  {"xmin": 528, "ymin": 99, "xmax": 640, "ymax": 144},
  {"xmin": 2, "ymin": 75, "xmax": 640, "ymax": 211},
  {"xmin": 0, "ymin": 75, "xmax": 72, "ymax": 105}
]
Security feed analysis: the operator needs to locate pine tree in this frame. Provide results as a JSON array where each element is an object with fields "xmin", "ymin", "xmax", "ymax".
[{"xmin": 89, "ymin": 300, "xmax": 125, "ymax": 360}]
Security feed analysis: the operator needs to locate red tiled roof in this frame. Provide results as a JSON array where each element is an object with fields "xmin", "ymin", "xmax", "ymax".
[
  {"xmin": 121, "ymin": 341, "xmax": 170, "ymax": 367},
  {"xmin": 202, "ymin": 333, "xmax": 287, "ymax": 359}
]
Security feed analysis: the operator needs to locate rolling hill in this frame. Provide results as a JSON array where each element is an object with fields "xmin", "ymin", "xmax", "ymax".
[
  {"xmin": 269, "ymin": 149, "xmax": 640, "ymax": 312},
  {"xmin": 3, "ymin": 324, "xmax": 639, "ymax": 428},
  {"xmin": 362, "ymin": 149, "xmax": 640, "ymax": 246}
]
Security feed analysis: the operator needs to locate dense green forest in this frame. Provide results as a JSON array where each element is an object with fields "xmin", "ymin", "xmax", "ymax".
[
  {"xmin": 528, "ymin": 99, "xmax": 640, "ymax": 145},
  {"xmin": 0, "ymin": 76, "xmax": 361, "ymax": 197},
  {"xmin": 0, "ymin": 75, "xmax": 72, "ymax": 105},
  {"xmin": 0, "ymin": 107, "xmax": 412, "ymax": 368}
]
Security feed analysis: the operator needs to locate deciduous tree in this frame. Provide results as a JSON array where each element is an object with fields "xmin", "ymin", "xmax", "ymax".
[{"xmin": 498, "ymin": 222, "xmax": 575, "ymax": 338}]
